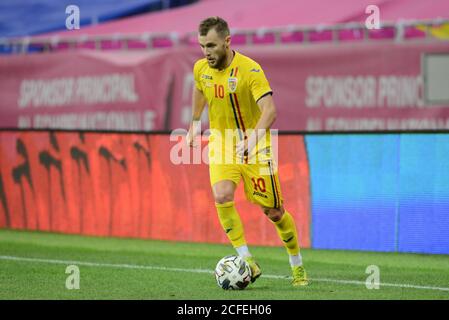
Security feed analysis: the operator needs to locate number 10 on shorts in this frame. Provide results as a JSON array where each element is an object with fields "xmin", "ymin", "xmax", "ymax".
[{"xmin": 252, "ymin": 178, "xmax": 266, "ymax": 193}]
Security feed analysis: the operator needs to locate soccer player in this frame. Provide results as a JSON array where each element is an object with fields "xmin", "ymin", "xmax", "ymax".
[{"xmin": 186, "ymin": 16, "xmax": 308, "ymax": 287}]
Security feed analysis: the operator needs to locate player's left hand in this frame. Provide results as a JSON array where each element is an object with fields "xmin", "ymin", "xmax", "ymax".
[
  {"xmin": 236, "ymin": 134, "xmax": 257, "ymax": 159},
  {"xmin": 236, "ymin": 138, "xmax": 248, "ymax": 158}
]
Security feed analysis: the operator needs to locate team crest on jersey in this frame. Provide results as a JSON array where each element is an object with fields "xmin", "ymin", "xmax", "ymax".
[{"xmin": 228, "ymin": 77, "xmax": 238, "ymax": 93}]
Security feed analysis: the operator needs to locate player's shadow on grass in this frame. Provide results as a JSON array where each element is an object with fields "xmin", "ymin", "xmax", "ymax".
[{"xmin": 247, "ymin": 277, "xmax": 318, "ymax": 292}]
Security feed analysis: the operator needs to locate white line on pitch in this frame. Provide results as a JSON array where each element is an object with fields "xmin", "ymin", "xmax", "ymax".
[{"xmin": 1, "ymin": 255, "xmax": 448, "ymax": 292}]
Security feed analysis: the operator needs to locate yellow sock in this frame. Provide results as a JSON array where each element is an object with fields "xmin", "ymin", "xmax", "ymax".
[
  {"xmin": 215, "ymin": 201, "xmax": 246, "ymax": 248},
  {"xmin": 273, "ymin": 211, "xmax": 300, "ymax": 255}
]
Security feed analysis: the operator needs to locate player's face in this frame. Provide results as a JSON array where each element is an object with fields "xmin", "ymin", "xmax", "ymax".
[{"xmin": 198, "ymin": 29, "xmax": 230, "ymax": 69}]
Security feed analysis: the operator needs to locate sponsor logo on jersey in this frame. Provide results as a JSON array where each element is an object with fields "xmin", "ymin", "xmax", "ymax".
[{"xmin": 201, "ymin": 74, "xmax": 213, "ymax": 80}]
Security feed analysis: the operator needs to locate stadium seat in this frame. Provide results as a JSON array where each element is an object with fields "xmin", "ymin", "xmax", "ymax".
[
  {"xmin": 368, "ymin": 27, "xmax": 396, "ymax": 40},
  {"xmin": 338, "ymin": 28, "xmax": 364, "ymax": 42},
  {"xmin": 280, "ymin": 31, "xmax": 304, "ymax": 44}
]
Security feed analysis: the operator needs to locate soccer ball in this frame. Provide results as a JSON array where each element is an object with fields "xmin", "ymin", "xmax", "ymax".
[{"xmin": 214, "ymin": 255, "xmax": 252, "ymax": 290}]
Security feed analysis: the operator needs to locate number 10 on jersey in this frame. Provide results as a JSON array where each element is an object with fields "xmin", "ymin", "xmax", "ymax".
[{"xmin": 214, "ymin": 84, "xmax": 224, "ymax": 98}]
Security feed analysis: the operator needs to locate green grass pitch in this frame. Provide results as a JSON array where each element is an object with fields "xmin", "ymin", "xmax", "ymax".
[{"xmin": 0, "ymin": 229, "xmax": 448, "ymax": 300}]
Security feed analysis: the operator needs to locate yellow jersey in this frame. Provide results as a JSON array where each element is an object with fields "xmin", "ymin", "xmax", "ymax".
[{"xmin": 193, "ymin": 51, "xmax": 273, "ymax": 163}]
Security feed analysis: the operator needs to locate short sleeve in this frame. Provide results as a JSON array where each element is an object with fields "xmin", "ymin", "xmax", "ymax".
[
  {"xmin": 193, "ymin": 60, "xmax": 203, "ymax": 92},
  {"xmin": 249, "ymin": 65, "xmax": 272, "ymax": 102}
]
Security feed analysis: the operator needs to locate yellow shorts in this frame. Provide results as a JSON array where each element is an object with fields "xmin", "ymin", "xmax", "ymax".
[{"xmin": 209, "ymin": 160, "xmax": 283, "ymax": 209}]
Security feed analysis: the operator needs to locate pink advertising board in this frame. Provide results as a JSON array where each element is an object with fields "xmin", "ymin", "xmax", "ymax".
[{"xmin": 1, "ymin": 41, "xmax": 449, "ymax": 132}]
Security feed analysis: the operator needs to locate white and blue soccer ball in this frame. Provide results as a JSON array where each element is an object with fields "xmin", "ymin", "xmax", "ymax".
[{"xmin": 214, "ymin": 255, "xmax": 252, "ymax": 290}]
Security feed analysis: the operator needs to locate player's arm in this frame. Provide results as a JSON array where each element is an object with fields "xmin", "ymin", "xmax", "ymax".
[
  {"xmin": 254, "ymin": 93, "xmax": 277, "ymax": 131},
  {"xmin": 236, "ymin": 93, "xmax": 276, "ymax": 156},
  {"xmin": 186, "ymin": 86, "xmax": 207, "ymax": 147}
]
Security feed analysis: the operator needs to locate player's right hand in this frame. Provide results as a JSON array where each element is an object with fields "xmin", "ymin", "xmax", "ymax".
[
  {"xmin": 186, "ymin": 130, "xmax": 197, "ymax": 148},
  {"xmin": 187, "ymin": 120, "xmax": 201, "ymax": 148}
]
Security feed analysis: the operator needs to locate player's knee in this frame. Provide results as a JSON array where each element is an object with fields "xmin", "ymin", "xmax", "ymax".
[
  {"xmin": 263, "ymin": 207, "xmax": 284, "ymax": 222},
  {"xmin": 213, "ymin": 181, "xmax": 235, "ymax": 204},
  {"xmin": 214, "ymin": 193, "xmax": 234, "ymax": 204}
]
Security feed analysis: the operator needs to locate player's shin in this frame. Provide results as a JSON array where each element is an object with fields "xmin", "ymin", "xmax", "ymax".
[
  {"xmin": 272, "ymin": 211, "xmax": 301, "ymax": 257},
  {"xmin": 215, "ymin": 201, "xmax": 246, "ymax": 248},
  {"xmin": 273, "ymin": 211, "xmax": 308, "ymax": 286}
]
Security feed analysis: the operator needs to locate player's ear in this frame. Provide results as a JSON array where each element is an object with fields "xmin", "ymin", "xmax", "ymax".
[{"xmin": 225, "ymin": 35, "xmax": 231, "ymax": 48}]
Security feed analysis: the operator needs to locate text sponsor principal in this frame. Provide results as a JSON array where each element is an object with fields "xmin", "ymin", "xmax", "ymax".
[
  {"xmin": 305, "ymin": 75, "xmax": 429, "ymax": 108},
  {"xmin": 18, "ymin": 73, "xmax": 139, "ymax": 108}
]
